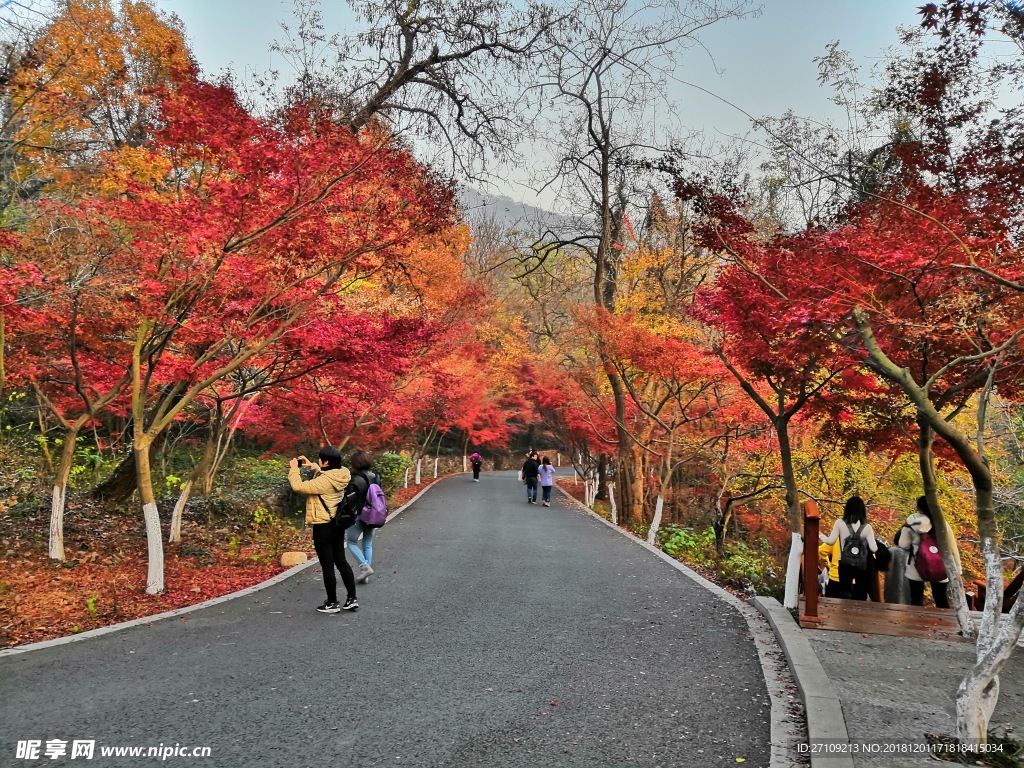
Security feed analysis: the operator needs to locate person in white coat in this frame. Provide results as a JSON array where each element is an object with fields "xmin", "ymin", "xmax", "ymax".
[
  {"xmin": 819, "ymin": 496, "xmax": 878, "ymax": 600},
  {"xmin": 896, "ymin": 496, "xmax": 951, "ymax": 608}
]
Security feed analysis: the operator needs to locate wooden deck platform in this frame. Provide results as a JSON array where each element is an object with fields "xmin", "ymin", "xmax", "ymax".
[{"xmin": 799, "ymin": 597, "xmax": 969, "ymax": 642}]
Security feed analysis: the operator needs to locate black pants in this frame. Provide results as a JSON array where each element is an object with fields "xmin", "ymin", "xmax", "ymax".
[
  {"xmin": 312, "ymin": 523, "xmax": 355, "ymax": 603},
  {"xmin": 910, "ymin": 579, "xmax": 949, "ymax": 608},
  {"xmin": 824, "ymin": 578, "xmax": 842, "ymax": 598},
  {"xmin": 472, "ymin": 464, "xmax": 481, "ymax": 479},
  {"xmin": 838, "ymin": 561, "xmax": 868, "ymax": 600}
]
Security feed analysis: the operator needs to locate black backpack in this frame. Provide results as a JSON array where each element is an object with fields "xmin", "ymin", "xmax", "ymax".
[
  {"xmin": 841, "ymin": 524, "xmax": 869, "ymax": 570},
  {"xmin": 318, "ymin": 483, "xmax": 361, "ymax": 530}
]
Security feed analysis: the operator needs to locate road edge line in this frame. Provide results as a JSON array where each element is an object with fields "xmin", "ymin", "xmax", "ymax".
[{"xmin": 0, "ymin": 476, "xmax": 445, "ymax": 658}]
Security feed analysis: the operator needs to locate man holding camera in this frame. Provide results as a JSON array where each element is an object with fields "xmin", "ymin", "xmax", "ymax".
[{"xmin": 288, "ymin": 446, "xmax": 358, "ymax": 613}]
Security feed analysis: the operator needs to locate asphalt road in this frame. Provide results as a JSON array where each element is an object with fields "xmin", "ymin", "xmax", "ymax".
[{"xmin": 1, "ymin": 471, "xmax": 772, "ymax": 768}]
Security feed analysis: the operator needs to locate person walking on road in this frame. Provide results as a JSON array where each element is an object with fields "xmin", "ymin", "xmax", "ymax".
[
  {"xmin": 819, "ymin": 495, "xmax": 878, "ymax": 601},
  {"xmin": 897, "ymin": 496, "xmax": 951, "ymax": 608},
  {"xmin": 288, "ymin": 447, "xmax": 358, "ymax": 613},
  {"xmin": 538, "ymin": 456, "xmax": 556, "ymax": 507},
  {"xmin": 521, "ymin": 452, "xmax": 540, "ymax": 504},
  {"xmin": 470, "ymin": 452, "xmax": 483, "ymax": 481},
  {"xmin": 346, "ymin": 450, "xmax": 381, "ymax": 585}
]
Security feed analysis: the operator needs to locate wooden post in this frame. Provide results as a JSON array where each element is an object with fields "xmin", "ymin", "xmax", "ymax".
[{"xmin": 802, "ymin": 499, "xmax": 820, "ymax": 621}]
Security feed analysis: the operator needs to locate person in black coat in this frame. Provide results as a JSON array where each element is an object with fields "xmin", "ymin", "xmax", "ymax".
[{"xmin": 521, "ymin": 453, "xmax": 540, "ymax": 504}]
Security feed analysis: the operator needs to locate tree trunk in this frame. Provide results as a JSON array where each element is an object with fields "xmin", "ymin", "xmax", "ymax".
[
  {"xmin": 647, "ymin": 495, "xmax": 664, "ymax": 545},
  {"xmin": 776, "ymin": 418, "xmax": 804, "ymax": 609},
  {"xmin": 92, "ymin": 449, "xmax": 139, "ymax": 503},
  {"xmin": 169, "ymin": 479, "xmax": 192, "ymax": 544},
  {"xmin": 714, "ymin": 498, "xmax": 735, "ymax": 556},
  {"xmin": 917, "ymin": 421, "xmax": 974, "ymax": 635},
  {"xmin": 135, "ymin": 439, "xmax": 165, "ymax": 594},
  {"xmin": 48, "ymin": 425, "xmax": 81, "ymax": 561},
  {"xmin": 604, "ymin": 359, "xmax": 646, "ymax": 525},
  {"xmin": 596, "ymin": 454, "xmax": 609, "ymax": 501},
  {"xmin": 36, "ymin": 407, "xmax": 55, "ymax": 474}
]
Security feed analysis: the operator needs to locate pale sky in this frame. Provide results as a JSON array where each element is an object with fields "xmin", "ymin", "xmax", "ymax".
[{"xmin": 153, "ymin": 0, "xmax": 925, "ymax": 204}]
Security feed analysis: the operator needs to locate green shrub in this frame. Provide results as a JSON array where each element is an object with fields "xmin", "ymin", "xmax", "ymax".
[
  {"xmin": 656, "ymin": 525, "xmax": 784, "ymax": 598},
  {"xmin": 222, "ymin": 457, "xmax": 288, "ymax": 499},
  {"xmin": 251, "ymin": 506, "xmax": 292, "ymax": 557},
  {"xmin": 659, "ymin": 524, "xmax": 715, "ymax": 568},
  {"xmin": 716, "ymin": 540, "xmax": 785, "ymax": 599},
  {"xmin": 373, "ymin": 452, "xmax": 412, "ymax": 492}
]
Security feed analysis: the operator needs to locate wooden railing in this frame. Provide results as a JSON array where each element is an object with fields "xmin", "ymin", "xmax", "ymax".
[{"xmin": 802, "ymin": 499, "xmax": 820, "ymax": 621}]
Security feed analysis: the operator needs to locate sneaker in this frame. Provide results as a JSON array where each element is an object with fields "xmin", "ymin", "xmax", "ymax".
[
  {"xmin": 342, "ymin": 597, "xmax": 359, "ymax": 611},
  {"xmin": 356, "ymin": 564, "xmax": 373, "ymax": 584},
  {"xmin": 316, "ymin": 601, "xmax": 341, "ymax": 614},
  {"xmin": 544, "ymin": 502, "xmax": 550, "ymax": 507}
]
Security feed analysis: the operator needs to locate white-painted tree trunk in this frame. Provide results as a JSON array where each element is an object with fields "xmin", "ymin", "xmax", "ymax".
[
  {"xmin": 783, "ymin": 533, "xmax": 803, "ymax": 609},
  {"xmin": 607, "ymin": 482, "xmax": 617, "ymax": 525},
  {"xmin": 48, "ymin": 431, "xmax": 79, "ymax": 561},
  {"xmin": 646, "ymin": 495, "xmax": 664, "ymax": 545},
  {"xmin": 956, "ymin": 547, "xmax": 1024, "ymax": 743},
  {"xmin": 143, "ymin": 501, "xmax": 165, "ymax": 594},
  {"xmin": 404, "ymin": 467, "xmax": 409, "ymax": 488},
  {"xmin": 573, "ymin": 469, "xmax": 578, "ymax": 486},
  {"xmin": 557, "ymin": 453, "xmax": 561, "ymax": 467},
  {"xmin": 169, "ymin": 479, "xmax": 193, "ymax": 543},
  {"xmin": 463, "ymin": 455, "xmax": 467, "ymax": 473},
  {"xmin": 49, "ymin": 484, "xmax": 67, "ymax": 561},
  {"xmin": 415, "ymin": 459, "xmax": 421, "ymax": 485},
  {"xmin": 433, "ymin": 457, "xmax": 439, "ymax": 479}
]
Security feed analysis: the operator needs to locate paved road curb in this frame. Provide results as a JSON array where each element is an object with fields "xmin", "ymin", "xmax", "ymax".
[
  {"xmin": 750, "ymin": 600, "xmax": 853, "ymax": 768},
  {"xmin": 0, "ymin": 476, "xmax": 444, "ymax": 658},
  {"xmin": 555, "ymin": 486, "xmax": 804, "ymax": 768}
]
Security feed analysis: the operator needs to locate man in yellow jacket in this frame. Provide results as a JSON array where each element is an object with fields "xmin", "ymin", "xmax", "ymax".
[{"xmin": 288, "ymin": 446, "xmax": 356, "ymax": 613}]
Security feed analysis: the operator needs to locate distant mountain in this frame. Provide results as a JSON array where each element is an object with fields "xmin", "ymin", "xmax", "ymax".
[{"xmin": 457, "ymin": 187, "xmax": 568, "ymax": 232}]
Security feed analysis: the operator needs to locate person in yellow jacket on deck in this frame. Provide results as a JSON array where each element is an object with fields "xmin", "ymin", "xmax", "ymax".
[
  {"xmin": 818, "ymin": 539, "xmax": 842, "ymax": 598},
  {"xmin": 288, "ymin": 446, "xmax": 357, "ymax": 614}
]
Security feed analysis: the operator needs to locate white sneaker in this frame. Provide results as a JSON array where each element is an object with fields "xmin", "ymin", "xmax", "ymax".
[{"xmin": 356, "ymin": 563, "xmax": 373, "ymax": 584}]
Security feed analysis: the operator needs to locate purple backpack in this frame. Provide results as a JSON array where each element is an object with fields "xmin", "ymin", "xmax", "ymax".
[{"xmin": 359, "ymin": 472, "xmax": 389, "ymax": 528}]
